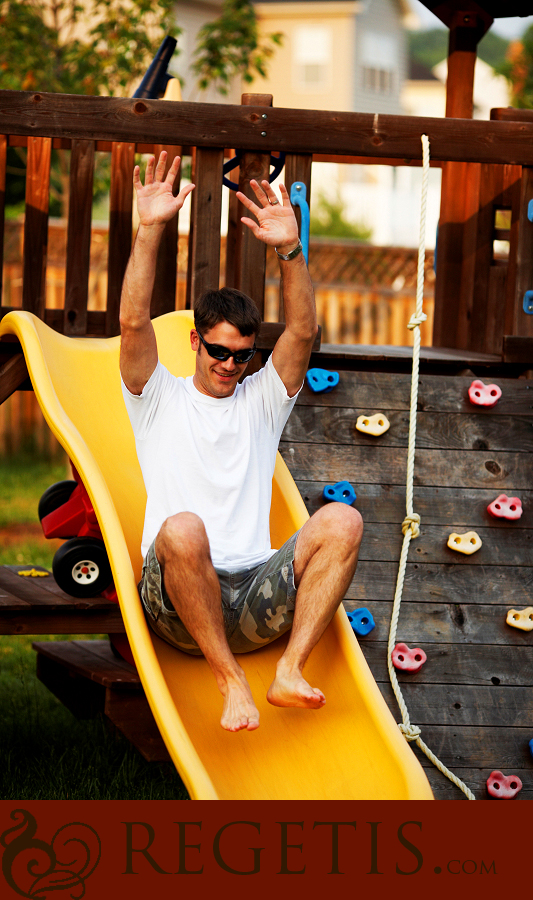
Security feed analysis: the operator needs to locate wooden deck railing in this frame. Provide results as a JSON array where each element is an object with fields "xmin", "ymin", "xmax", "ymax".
[{"xmin": 1, "ymin": 89, "xmax": 533, "ymax": 413}]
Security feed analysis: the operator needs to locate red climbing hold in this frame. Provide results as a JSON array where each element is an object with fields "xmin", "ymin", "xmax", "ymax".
[
  {"xmin": 487, "ymin": 494, "xmax": 523, "ymax": 520},
  {"xmin": 486, "ymin": 770, "xmax": 523, "ymax": 799},
  {"xmin": 391, "ymin": 643, "xmax": 427, "ymax": 673},
  {"xmin": 468, "ymin": 380, "xmax": 501, "ymax": 407}
]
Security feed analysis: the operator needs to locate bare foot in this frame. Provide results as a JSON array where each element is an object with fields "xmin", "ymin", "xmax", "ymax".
[
  {"xmin": 267, "ymin": 669, "xmax": 326, "ymax": 709},
  {"xmin": 220, "ymin": 674, "xmax": 260, "ymax": 732}
]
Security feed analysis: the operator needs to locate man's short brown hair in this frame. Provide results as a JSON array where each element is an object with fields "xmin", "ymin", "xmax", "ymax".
[{"xmin": 194, "ymin": 288, "xmax": 262, "ymax": 337}]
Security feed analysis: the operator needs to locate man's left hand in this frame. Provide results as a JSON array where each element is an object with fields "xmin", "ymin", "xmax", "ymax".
[{"xmin": 237, "ymin": 180, "xmax": 300, "ymax": 253}]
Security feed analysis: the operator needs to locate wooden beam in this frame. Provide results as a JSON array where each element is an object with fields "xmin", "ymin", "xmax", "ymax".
[
  {"xmin": 150, "ymin": 145, "xmax": 182, "ymax": 318},
  {"xmin": 256, "ymin": 322, "xmax": 321, "ymax": 352},
  {"xmin": 512, "ymin": 166, "xmax": 533, "ymax": 339},
  {"xmin": 185, "ymin": 147, "xmax": 224, "ymax": 308},
  {"xmin": 0, "ymin": 134, "xmax": 6, "ymax": 307},
  {"xmin": 279, "ymin": 152, "xmax": 313, "ymax": 324},
  {"xmin": 8, "ymin": 136, "xmax": 446, "ymax": 168},
  {"xmin": 3, "ymin": 91, "xmax": 533, "ymax": 165},
  {"xmin": 106, "ymin": 142, "xmax": 135, "ymax": 336},
  {"xmin": 502, "ymin": 336, "xmax": 533, "ymax": 365},
  {"xmin": 64, "ymin": 139, "xmax": 95, "ymax": 335},
  {"xmin": 492, "ymin": 108, "xmax": 533, "ymax": 123},
  {"xmin": 0, "ymin": 354, "xmax": 29, "ymax": 404},
  {"xmin": 22, "ymin": 136, "xmax": 51, "ymax": 318},
  {"xmin": 230, "ymin": 94, "xmax": 273, "ymax": 322},
  {"xmin": 433, "ymin": 12, "xmax": 484, "ymax": 350}
]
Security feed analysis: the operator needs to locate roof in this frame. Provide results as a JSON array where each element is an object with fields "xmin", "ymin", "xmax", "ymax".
[{"xmin": 418, "ymin": 1, "xmax": 531, "ymax": 23}]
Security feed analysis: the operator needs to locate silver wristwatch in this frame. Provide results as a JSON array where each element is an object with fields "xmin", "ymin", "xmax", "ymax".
[{"xmin": 275, "ymin": 240, "xmax": 303, "ymax": 261}]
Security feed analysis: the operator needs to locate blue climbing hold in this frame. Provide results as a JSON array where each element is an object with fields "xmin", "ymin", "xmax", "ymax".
[
  {"xmin": 523, "ymin": 290, "xmax": 533, "ymax": 315},
  {"xmin": 323, "ymin": 481, "xmax": 356, "ymax": 505},
  {"xmin": 529, "ymin": 738, "xmax": 533, "ymax": 758},
  {"xmin": 347, "ymin": 607, "xmax": 375, "ymax": 637},
  {"xmin": 306, "ymin": 368, "xmax": 339, "ymax": 393}
]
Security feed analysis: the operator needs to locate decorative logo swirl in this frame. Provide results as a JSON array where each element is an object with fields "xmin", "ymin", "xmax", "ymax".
[{"xmin": 1, "ymin": 809, "xmax": 101, "ymax": 898}]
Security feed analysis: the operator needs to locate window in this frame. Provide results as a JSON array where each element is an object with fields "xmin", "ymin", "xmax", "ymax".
[
  {"xmin": 293, "ymin": 25, "xmax": 332, "ymax": 92},
  {"xmin": 360, "ymin": 31, "xmax": 397, "ymax": 94}
]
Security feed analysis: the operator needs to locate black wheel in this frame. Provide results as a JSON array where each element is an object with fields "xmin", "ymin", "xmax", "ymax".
[
  {"xmin": 52, "ymin": 537, "xmax": 112, "ymax": 598},
  {"xmin": 38, "ymin": 480, "xmax": 78, "ymax": 521}
]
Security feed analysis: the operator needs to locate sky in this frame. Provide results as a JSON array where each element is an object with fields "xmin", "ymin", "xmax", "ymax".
[{"xmin": 410, "ymin": 3, "xmax": 533, "ymax": 39}]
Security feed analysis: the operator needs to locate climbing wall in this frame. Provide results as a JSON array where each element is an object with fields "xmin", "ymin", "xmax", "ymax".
[{"xmin": 280, "ymin": 367, "xmax": 533, "ymax": 800}]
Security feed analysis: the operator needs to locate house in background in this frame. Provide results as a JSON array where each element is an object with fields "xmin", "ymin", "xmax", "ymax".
[
  {"xmin": 402, "ymin": 55, "xmax": 510, "ymax": 121},
  {"xmin": 171, "ymin": 0, "xmax": 510, "ymax": 248},
  {"xmin": 251, "ymin": 0, "xmax": 415, "ymax": 113},
  {"xmin": 250, "ymin": 0, "xmax": 442, "ymax": 247}
]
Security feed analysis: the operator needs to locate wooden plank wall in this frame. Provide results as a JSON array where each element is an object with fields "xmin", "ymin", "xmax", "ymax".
[{"xmin": 280, "ymin": 368, "xmax": 533, "ymax": 800}]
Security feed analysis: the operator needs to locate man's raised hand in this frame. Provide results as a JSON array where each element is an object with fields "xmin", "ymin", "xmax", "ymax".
[
  {"xmin": 133, "ymin": 152, "xmax": 195, "ymax": 227},
  {"xmin": 237, "ymin": 180, "xmax": 299, "ymax": 252}
]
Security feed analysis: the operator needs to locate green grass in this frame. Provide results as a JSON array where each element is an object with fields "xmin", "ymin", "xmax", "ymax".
[
  {"xmin": 0, "ymin": 455, "xmax": 70, "ymax": 528},
  {"xmin": 0, "ymin": 634, "xmax": 188, "ymax": 800},
  {"xmin": 0, "ymin": 455, "xmax": 189, "ymax": 800},
  {"xmin": 0, "ymin": 454, "xmax": 70, "ymax": 569}
]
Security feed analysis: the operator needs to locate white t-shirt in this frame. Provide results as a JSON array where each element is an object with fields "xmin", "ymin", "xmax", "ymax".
[{"xmin": 121, "ymin": 356, "xmax": 300, "ymax": 569}]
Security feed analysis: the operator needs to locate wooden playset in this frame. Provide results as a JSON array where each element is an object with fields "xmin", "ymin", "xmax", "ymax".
[{"xmin": 1, "ymin": 2, "xmax": 532, "ymax": 799}]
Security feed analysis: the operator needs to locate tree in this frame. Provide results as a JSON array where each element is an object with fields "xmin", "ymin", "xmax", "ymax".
[
  {"xmin": 193, "ymin": 0, "xmax": 283, "ymax": 95},
  {"xmin": 310, "ymin": 193, "xmax": 372, "ymax": 242},
  {"xmin": 0, "ymin": 0, "xmax": 179, "ymax": 97},
  {"xmin": 408, "ymin": 27, "xmax": 509, "ymax": 73},
  {"xmin": 498, "ymin": 26, "xmax": 533, "ymax": 109},
  {"xmin": 0, "ymin": 0, "xmax": 282, "ymax": 214}
]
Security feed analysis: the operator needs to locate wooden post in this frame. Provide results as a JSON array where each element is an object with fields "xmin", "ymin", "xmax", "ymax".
[
  {"xmin": 23, "ymin": 136, "xmax": 52, "ymax": 319},
  {"xmin": 185, "ymin": 147, "xmax": 224, "ymax": 309},
  {"xmin": 106, "ymin": 142, "xmax": 135, "ymax": 336},
  {"xmin": 0, "ymin": 135, "xmax": 5, "ymax": 309},
  {"xmin": 227, "ymin": 93, "xmax": 273, "ymax": 320},
  {"xmin": 150, "ymin": 144, "xmax": 182, "ymax": 318},
  {"xmin": 511, "ymin": 166, "xmax": 533, "ymax": 339},
  {"xmin": 279, "ymin": 152, "xmax": 312, "ymax": 322},
  {"xmin": 432, "ymin": 11, "xmax": 490, "ymax": 350},
  {"xmin": 64, "ymin": 140, "xmax": 95, "ymax": 335}
]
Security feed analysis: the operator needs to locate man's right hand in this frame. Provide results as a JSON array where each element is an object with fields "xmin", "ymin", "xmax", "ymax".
[
  {"xmin": 134, "ymin": 152, "xmax": 195, "ymax": 226},
  {"xmin": 120, "ymin": 153, "xmax": 195, "ymax": 396}
]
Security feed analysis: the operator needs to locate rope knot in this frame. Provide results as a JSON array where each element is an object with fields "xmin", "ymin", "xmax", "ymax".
[
  {"xmin": 399, "ymin": 723, "xmax": 421, "ymax": 742},
  {"xmin": 402, "ymin": 513, "xmax": 420, "ymax": 538},
  {"xmin": 407, "ymin": 312, "xmax": 427, "ymax": 331}
]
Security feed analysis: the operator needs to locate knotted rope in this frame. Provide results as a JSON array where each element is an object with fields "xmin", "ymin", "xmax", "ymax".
[{"xmin": 387, "ymin": 134, "xmax": 475, "ymax": 801}]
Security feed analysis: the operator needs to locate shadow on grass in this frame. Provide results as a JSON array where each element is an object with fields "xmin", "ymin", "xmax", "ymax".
[{"xmin": 0, "ymin": 635, "xmax": 189, "ymax": 800}]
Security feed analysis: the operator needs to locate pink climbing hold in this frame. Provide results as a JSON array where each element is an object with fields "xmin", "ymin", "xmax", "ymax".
[
  {"xmin": 487, "ymin": 494, "xmax": 523, "ymax": 520},
  {"xmin": 486, "ymin": 770, "xmax": 523, "ymax": 800},
  {"xmin": 391, "ymin": 643, "xmax": 427, "ymax": 674},
  {"xmin": 468, "ymin": 380, "xmax": 502, "ymax": 407}
]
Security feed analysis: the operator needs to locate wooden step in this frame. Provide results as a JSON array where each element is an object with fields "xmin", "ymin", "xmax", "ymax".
[
  {"xmin": 33, "ymin": 639, "xmax": 170, "ymax": 763},
  {"xmin": 0, "ymin": 565, "xmax": 125, "ymax": 634}
]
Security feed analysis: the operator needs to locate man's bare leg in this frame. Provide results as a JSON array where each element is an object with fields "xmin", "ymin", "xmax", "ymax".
[
  {"xmin": 156, "ymin": 512, "xmax": 260, "ymax": 732},
  {"xmin": 267, "ymin": 503, "xmax": 363, "ymax": 709}
]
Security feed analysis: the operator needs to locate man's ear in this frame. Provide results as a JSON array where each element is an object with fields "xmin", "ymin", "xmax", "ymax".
[{"xmin": 190, "ymin": 329, "xmax": 199, "ymax": 351}]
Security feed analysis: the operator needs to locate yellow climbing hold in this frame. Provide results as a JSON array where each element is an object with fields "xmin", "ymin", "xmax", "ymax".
[
  {"xmin": 17, "ymin": 568, "xmax": 49, "ymax": 577},
  {"xmin": 356, "ymin": 413, "xmax": 390, "ymax": 436},
  {"xmin": 447, "ymin": 531, "xmax": 482, "ymax": 555},
  {"xmin": 506, "ymin": 607, "xmax": 533, "ymax": 632}
]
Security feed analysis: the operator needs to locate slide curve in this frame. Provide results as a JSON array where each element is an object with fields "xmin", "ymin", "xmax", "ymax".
[{"xmin": 0, "ymin": 310, "xmax": 433, "ymax": 800}]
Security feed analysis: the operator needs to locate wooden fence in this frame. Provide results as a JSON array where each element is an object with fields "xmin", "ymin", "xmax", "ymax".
[{"xmin": 1, "ymin": 219, "xmax": 434, "ymax": 455}]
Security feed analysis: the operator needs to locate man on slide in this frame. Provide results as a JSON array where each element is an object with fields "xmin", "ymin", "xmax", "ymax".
[{"xmin": 119, "ymin": 152, "xmax": 363, "ymax": 733}]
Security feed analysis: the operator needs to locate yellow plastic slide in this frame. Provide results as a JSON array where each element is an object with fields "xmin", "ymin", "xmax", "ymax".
[{"xmin": 1, "ymin": 309, "xmax": 433, "ymax": 800}]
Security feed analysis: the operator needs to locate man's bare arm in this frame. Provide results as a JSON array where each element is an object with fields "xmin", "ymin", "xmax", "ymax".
[
  {"xmin": 119, "ymin": 153, "xmax": 195, "ymax": 395},
  {"xmin": 237, "ymin": 180, "xmax": 317, "ymax": 397}
]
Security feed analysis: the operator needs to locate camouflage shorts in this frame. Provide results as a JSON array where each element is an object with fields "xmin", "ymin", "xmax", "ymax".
[{"xmin": 138, "ymin": 531, "xmax": 299, "ymax": 655}]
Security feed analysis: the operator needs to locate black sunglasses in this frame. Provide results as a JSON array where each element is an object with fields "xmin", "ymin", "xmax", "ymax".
[{"xmin": 196, "ymin": 330, "xmax": 256, "ymax": 364}]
